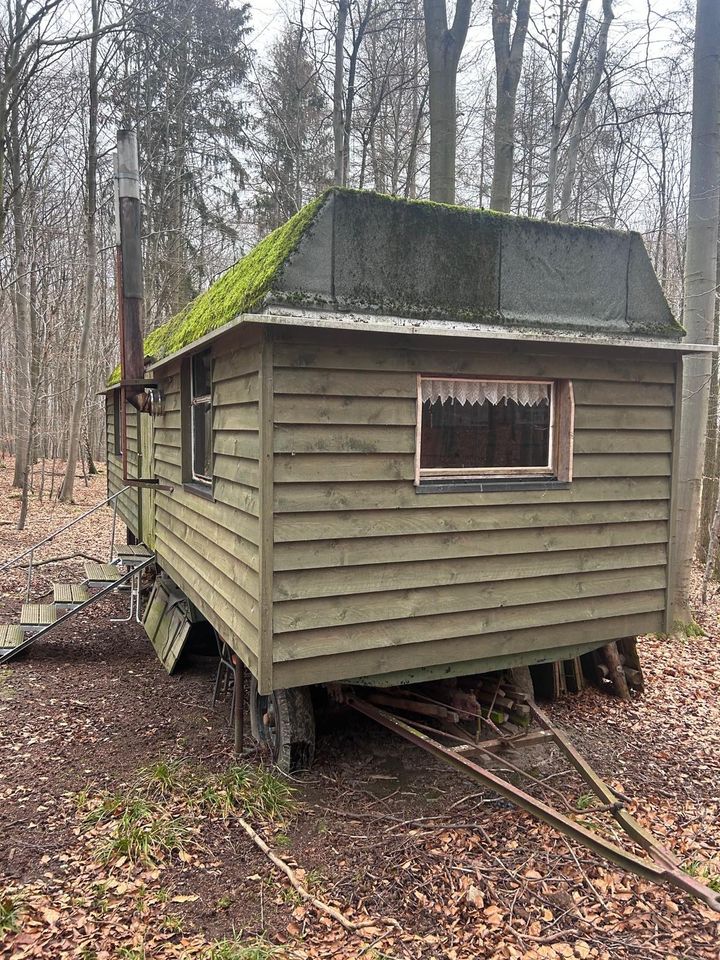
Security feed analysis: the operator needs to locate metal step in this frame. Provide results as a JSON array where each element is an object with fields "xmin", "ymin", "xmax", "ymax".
[
  {"xmin": 53, "ymin": 583, "xmax": 89, "ymax": 607},
  {"xmin": 0, "ymin": 625, "xmax": 24, "ymax": 655},
  {"xmin": 20, "ymin": 604, "xmax": 57, "ymax": 632},
  {"xmin": 84, "ymin": 562, "xmax": 120, "ymax": 586},
  {"xmin": 115, "ymin": 544, "xmax": 153, "ymax": 558},
  {"xmin": 115, "ymin": 546, "xmax": 154, "ymax": 568}
]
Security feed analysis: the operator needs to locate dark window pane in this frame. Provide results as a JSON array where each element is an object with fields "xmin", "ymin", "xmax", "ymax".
[
  {"xmin": 192, "ymin": 401, "xmax": 212, "ymax": 480},
  {"xmin": 192, "ymin": 350, "xmax": 212, "ymax": 398},
  {"xmin": 420, "ymin": 395, "xmax": 550, "ymax": 471},
  {"xmin": 112, "ymin": 391, "xmax": 122, "ymax": 456}
]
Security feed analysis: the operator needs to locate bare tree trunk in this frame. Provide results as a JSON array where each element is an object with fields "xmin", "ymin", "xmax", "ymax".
[
  {"xmin": 558, "ymin": 0, "xmax": 613, "ymax": 222},
  {"xmin": 699, "ymin": 303, "xmax": 720, "ymax": 562},
  {"xmin": 544, "ymin": 0, "xmax": 588, "ymax": 219},
  {"xmin": 423, "ymin": 0, "xmax": 472, "ymax": 204},
  {"xmin": 60, "ymin": 0, "xmax": 99, "ymax": 503},
  {"xmin": 672, "ymin": 0, "xmax": 720, "ymax": 625},
  {"xmin": 10, "ymin": 101, "xmax": 31, "ymax": 488},
  {"xmin": 333, "ymin": 0, "xmax": 349, "ymax": 186},
  {"xmin": 490, "ymin": 0, "xmax": 531, "ymax": 213}
]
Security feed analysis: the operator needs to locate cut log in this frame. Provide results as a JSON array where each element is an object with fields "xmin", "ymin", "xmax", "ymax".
[{"xmin": 600, "ymin": 641, "xmax": 631, "ymax": 700}]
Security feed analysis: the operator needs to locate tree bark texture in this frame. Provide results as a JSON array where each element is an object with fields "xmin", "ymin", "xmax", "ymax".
[
  {"xmin": 333, "ymin": 0, "xmax": 349, "ymax": 186},
  {"xmin": 544, "ymin": 0, "xmax": 588, "ymax": 219},
  {"xmin": 672, "ymin": 0, "xmax": 720, "ymax": 624},
  {"xmin": 490, "ymin": 0, "xmax": 531, "ymax": 213},
  {"xmin": 558, "ymin": 0, "xmax": 614, "ymax": 222},
  {"xmin": 60, "ymin": 0, "xmax": 100, "ymax": 503},
  {"xmin": 423, "ymin": 0, "xmax": 472, "ymax": 204}
]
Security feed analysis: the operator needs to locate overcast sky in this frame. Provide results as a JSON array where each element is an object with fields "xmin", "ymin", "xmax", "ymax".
[{"xmin": 246, "ymin": 0, "xmax": 685, "ymax": 56}]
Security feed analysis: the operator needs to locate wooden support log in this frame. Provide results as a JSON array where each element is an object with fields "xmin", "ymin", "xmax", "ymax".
[
  {"xmin": 366, "ymin": 692, "xmax": 460, "ymax": 723},
  {"xmin": 600, "ymin": 641, "xmax": 631, "ymax": 700}
]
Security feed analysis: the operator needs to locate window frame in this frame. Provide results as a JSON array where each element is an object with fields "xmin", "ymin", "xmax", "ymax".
[
  {"xmin": 414, "ymin": 374, "xmax": 574, "ymax": 486},
  {"xmin": 182, "ymin": 349, "xmax": 214, "ymax": 495}
]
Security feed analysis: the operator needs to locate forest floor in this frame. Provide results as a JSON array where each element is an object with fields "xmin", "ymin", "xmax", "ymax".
[{"xmin": 0, "ymin": 460, "xmax": 719, "ymax": 960}]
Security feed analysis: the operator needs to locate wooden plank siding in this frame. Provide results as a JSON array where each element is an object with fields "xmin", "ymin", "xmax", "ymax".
[
  {"xmin": 105, "ymin": 393, "xmax": 142, "ymax": 539},
  {"xmin": 270, "ymin": 328, "xmax": 679, "ymax": 687},
  {"xmin": 150, "ymin": 326, "xmax": 265, "ymax": 674}
]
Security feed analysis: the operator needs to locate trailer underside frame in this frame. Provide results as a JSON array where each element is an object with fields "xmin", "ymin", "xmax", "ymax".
[{"xmin": 346, "ymin": 694, "xmax": 720, "ymax": 912}]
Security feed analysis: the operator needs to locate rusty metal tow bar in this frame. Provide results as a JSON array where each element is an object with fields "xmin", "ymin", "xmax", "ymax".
[{"xmin": 347, "ymin": 694, "xmax": 720, "ymax": 912}]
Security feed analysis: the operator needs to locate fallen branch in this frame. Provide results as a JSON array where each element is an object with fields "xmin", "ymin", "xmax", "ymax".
[
  {"xmin": 18, "ymin": 553, "xmax": 103, "ymax": 568},
  {"xmin": 238, "ymin": 816, "xmax": 393, "ymax": 932}
]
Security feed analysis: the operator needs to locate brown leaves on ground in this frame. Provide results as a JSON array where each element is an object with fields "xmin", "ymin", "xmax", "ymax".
[{"xmin": 1, "ymin": 462, "xmax": 719, "ymax": 959}]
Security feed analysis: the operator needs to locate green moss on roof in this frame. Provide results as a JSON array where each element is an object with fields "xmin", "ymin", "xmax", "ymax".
[{"xmin": 107, "ymin": 192, "xmax": 326, "ymax": 385}]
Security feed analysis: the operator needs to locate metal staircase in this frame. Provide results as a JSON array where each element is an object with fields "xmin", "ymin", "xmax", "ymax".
[{"xmin": 0, "ymin": 488, "xmax": 155, "ymax": 663}]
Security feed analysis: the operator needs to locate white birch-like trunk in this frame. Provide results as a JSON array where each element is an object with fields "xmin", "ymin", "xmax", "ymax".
[{"xmin": 671, "ymin": 0, "xmax": 720, "ymax": 624}]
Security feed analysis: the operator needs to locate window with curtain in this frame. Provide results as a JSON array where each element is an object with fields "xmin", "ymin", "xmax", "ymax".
[
  {"xmin": 190, "ymin": 350, "xmax": 212, "ymax": 484},
  {"xmin": 417, "ymin": 376, "xmax": 574, "ymax": 483}
]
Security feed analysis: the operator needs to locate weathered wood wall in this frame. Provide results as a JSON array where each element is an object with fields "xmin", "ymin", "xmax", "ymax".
[
  {"xmin": 106, "ymin": 392, "xmax": 142, "ymax": 539},
  {"xmin": 150, "ymin": 326, "xmax": 264, "ymax": 679},
  {"xmin": 269, "ymin": 328, "xmax": 677, "ymax": 688}
]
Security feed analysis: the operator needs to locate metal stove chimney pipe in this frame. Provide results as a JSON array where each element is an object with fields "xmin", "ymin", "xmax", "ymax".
[{"xmin": 115, "ymin": 130, "xmax": 151, "ymax": 415}]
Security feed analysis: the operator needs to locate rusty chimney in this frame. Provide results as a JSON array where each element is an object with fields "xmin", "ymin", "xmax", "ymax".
[{"xmin": 114, "ymin": 130, "xmax": 151, "ymax": 415}]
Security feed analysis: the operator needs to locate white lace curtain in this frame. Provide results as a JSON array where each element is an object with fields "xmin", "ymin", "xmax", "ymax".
[{"xmin": 421, "ymin": 378, "xmax": 550, "ymax": 407}]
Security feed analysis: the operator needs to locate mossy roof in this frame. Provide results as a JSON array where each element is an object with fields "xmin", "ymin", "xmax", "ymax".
[
  {"xmin": 108, "ymin": 188, "xmax": 681, "ymax": 385},
  {"xmin": 108, "ymin": 192, "xmax": 326, "ymax": 385}
]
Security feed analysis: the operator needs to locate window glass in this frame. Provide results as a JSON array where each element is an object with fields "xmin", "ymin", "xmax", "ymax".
[
  {"xmin": 190, "ymin": 351, "xmax": 212, "ymax": 484},
  {"xmin": 112, "ymin": 390, "xmax": 122, "ymax": 457},
  {"xmin": 192, "ymin": 350, "xmax": 212, "ymax": 399},
  {"xmin": 419, "ymin": 377, "xmax": 552, "ymax": 477}
]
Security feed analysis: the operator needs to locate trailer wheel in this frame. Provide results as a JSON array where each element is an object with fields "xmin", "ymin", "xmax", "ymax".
[{"xmin": 249, "ymin": 678, "xmax": 315, "ymax": 773}]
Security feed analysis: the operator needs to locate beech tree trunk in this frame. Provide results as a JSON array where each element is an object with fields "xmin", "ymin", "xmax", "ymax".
[
  {"xmin": 544, "ymin": 0, "xmax": 588, "ymax": 219},
  {"xmin": 423, "ymin": 0, "xmax": 472, "ymax": 204},
  {"xmin": 490, "ymin": 0, "xmax": 531, "ymax": 213},
  {"xmin": 333, "ymin": 0, "xmax": 349, "ymax": 186},
  {"xmin": 672, "ymin": 0, "xmax": 720, "ymax": 624},
  {"xmin": 10, "ymin": 101, "xmax": 31, "ymax": 489},
  {"xmin": 60, "ymin": 0, "xmax": 100, "ymax": 503},
  {"xmin": 558, "ymin": 0, "xmax": 614, "ymax": 222}
]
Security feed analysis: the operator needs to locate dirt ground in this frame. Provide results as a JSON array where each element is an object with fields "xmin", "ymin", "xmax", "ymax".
[{"xmin": 1, "ymin": 461, "xmax": 719, "ymax": 960}]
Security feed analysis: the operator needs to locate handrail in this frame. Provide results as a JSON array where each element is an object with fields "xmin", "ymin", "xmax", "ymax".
[
  {"xmin": 0, "ymin": 486, "xmax": 131, "ymax": 574},
  {"xmin": 0, "ymin": 554, "xmax": 156, "ymax": 664}
]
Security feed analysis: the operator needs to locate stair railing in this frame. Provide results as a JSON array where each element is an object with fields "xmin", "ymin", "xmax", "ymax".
[
  {"xmin": 0, "ymin": 553, "xmax": 156, "ymax": 665},
  {"xmin": 0, "ymin": 487, "xmax": 131, "ymax": 601}
]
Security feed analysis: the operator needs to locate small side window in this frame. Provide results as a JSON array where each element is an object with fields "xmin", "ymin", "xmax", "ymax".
[
  {"xmin": 112, "ymin": 390, "xmax": 122, "ymax": 457},
  {"xmin": 416, "ymin": 375, "xmax": 574, "ymax": 486},
  {"xmin": 185, "ymin": 350, "xmax": 213, "ymax": 488}
]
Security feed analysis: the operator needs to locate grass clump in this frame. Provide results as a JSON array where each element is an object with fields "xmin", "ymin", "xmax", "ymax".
[
  {"xmin": 77, "ymin": 759, "xmax": 294, "ymax": 867},
  {"xmin": 0, "ymin": 893, "xmax": 22, "ymax": 935},
  {"xmin": 81, "ymin": 791, "xmax": 191, "ymax": 866},
  {"xmin": 684, "ymin": 860, "xmax": 720, "ymax": 893},
  {"xmin": 199, "ymin": 766, "xmax": 294, "ymax": 821},
  {"xmin": 205, "ymin": 936, "xmax": 284, "ymax": 960}
]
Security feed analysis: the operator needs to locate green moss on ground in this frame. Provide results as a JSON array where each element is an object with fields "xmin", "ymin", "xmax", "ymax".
[{"xmin": 108, "ymin": 193, "xmax": 325, "ymax": 384}]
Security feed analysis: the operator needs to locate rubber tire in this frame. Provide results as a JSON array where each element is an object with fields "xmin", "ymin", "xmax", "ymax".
[{"xmin": 249, "ymin": 677, "xmax": 316, "ymax": 773}]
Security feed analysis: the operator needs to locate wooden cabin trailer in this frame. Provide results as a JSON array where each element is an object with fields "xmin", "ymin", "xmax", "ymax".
[{"xmin": 105, "ymin": 189, "xmax": 702, "ymax": 769}]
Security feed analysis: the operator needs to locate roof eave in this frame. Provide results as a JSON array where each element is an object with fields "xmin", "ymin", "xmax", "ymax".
[{"xmin": 142, "ymin": 307, "xmax": 713, "ymax": 376}]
